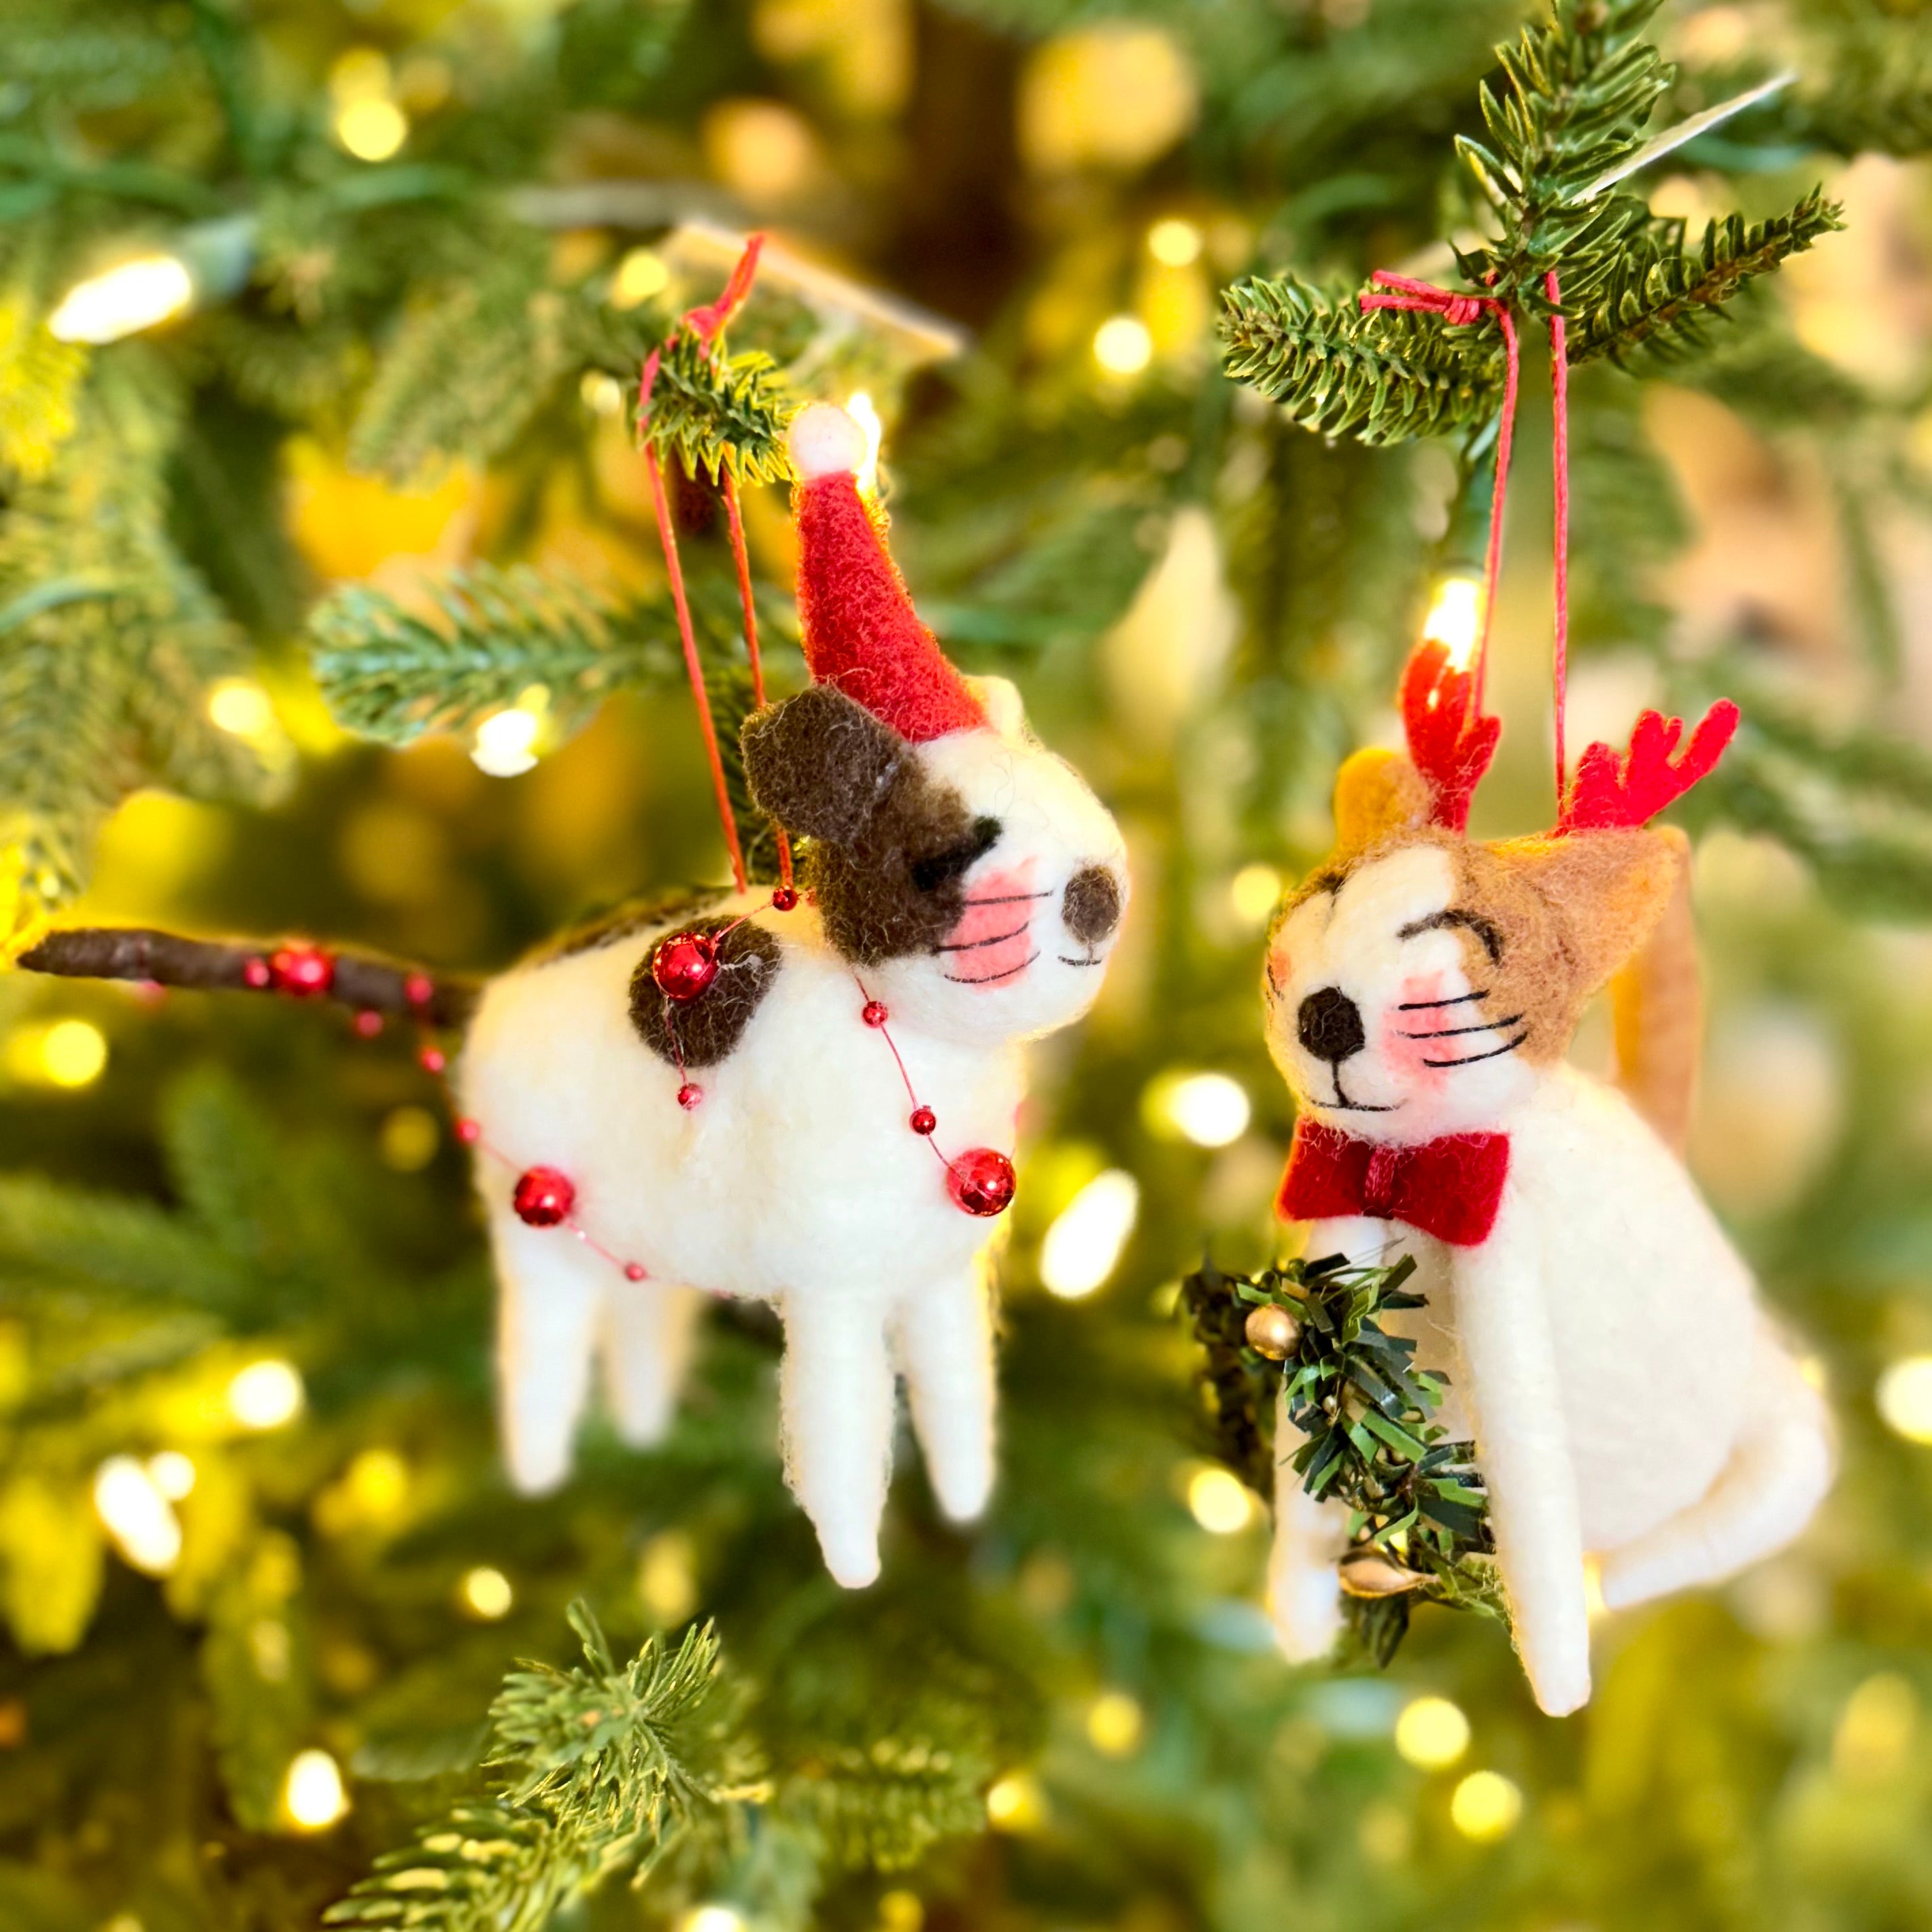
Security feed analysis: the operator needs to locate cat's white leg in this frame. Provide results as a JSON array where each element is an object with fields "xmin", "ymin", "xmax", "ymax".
[
  {"xmin": 1597, "ymin": 1321, "xmax": 1834, "ymax": 1610},
  {"xmin": 490, "ymin": 1207, "xmax": 607, "ymax": 1495},
  {"xmin": 1455, "ymin": 1227, "xmax": 1593, "ymax": 1716},
  {"xmin": 779, "ymin": 1287, "xmax": 897, "ymax": 1588},
  {"xmin": 1267, "ymin": 1214, "xmax": 1395, "ymax": 1663},
  {"xmin": 1268, "ymin": 1388, "xmax": 1352, "ymax": 1661},
  {"xmin": 599, "ymin": 1278, "xmax": 706, "ymax": 1448},
  {"xmin": 894, "ymin": 1264, "xmax": 996, "ymax": 1525}
]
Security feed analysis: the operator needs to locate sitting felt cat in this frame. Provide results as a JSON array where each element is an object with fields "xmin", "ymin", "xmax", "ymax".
[{"xmin": 1259, "ymin": 641, "xmax": 1832, "ymax": 1715}]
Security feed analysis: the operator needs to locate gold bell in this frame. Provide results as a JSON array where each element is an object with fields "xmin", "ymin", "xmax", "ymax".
[{"xmin": 1244, "ymin": 1303, "xmax": 1300, "ymax": 1361}]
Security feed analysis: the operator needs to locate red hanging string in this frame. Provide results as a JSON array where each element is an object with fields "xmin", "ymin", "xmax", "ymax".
[
  {"xmin": 1546, "ymin": 268, "xmax": 1570, "ymax": 802},
  {"xmin": 1360, "ymin": 271, "xmax": 1519, "ymax": 710},
  {"xmin": 635, "ymin": 235, "xmax": 772, "ymax": 899},
  {"xmin": 720, "ymin": 471, "xmax": 793, "ymax": 892},
  {"xmin": 1360, "ymin": 267, "xmax": 1573, "ymax": 791}
]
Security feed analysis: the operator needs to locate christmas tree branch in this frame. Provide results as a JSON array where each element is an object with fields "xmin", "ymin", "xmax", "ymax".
[
  {"xmin": 1217, "ymin": 275, "xmax": 1504, "ymax": 443},
  {"xmin": 327, "ymin": 1606, "xmax": 756, "ymax": 1932},
  {"xmin": 307, "ymin": 564, "xmax": 683, "ymax": 748},
  {"xmin": 1563, "ymin": 191, "xmax": 1844, "ymax": 366}
]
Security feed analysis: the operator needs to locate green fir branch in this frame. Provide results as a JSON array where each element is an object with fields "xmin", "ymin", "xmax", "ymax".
[
  {"xmin": 641, "ymin": 333, "xmax": 792, "ymax": 486},
  {"xmin": 1218, "ymin": 275, "xmax": 1502, "ymax": 444},
  {"xmin": 307, "ymin": 564, "xmax": 681, "ymax": 747},
  {"xmin": 326, "ymin": 1607, "xmax": 752, "ymax": 1932},
  {"xmin": 1563, "ymin": 191, "xmax": 1844, "ymax": 366}
]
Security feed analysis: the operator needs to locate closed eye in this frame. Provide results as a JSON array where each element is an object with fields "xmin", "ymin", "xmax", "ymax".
[
  {"xmin": 910, "ymin": 815, "xmax": 1001, "ymax": 893},
  {"xmin": 1397, "ymin": 907, "xmax": 1504, "ymax": 964}
]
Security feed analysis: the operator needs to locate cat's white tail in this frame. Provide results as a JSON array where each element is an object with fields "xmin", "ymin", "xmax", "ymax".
[{"xmin": 1595, "ymin": 1319, "xmax": 1835, "ymax": 1610}]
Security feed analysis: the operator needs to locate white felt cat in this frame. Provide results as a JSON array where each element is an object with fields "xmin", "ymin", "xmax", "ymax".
[{"xmin": 1259, "ymin": 645, "xmax": 1833, "ymax": 1714}]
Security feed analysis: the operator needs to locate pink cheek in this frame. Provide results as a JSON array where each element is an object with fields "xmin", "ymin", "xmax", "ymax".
[
  {"xmin": 1266, "ymin": 943, "xmax": 1291, "ymax": 998},
  {"xmin": 1380, "ymin": 971, "xmax": 1454, "ymax": 1090},
  {"xmin": 941, "ymin": 859, "xmax": 1038, "ymax": 989}
]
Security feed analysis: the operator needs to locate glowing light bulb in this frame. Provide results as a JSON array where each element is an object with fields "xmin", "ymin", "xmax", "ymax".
[
  {"xmin": 1421, "ymin": 576, "xmax": 1483, "ymax": 672},
  {"xmin": 1230, "ymin": 862, "xmax": 1283, "ymax": 925},
  {"xmin": 1147, "ymin": 218, "xmax": 1203, "ymax": 266},
  {"xmin": 228, "ymin": 1359, "xmax": 305, "ymax": 1430},
  {"xmin": 1448, "ymin": 1769, "xmax": 1522, "ymax": 1841},
  {"xmin": 335, "ymin": 97, "xmax": 408, "ymax": 161},
  {"xmin": 1186, "ymin": 1465, "xmax": 1257, "ymax": 1534},
  {"xmin": 93, "ymin": 1457, "xmax": 182, "ymax": 1575},
  {"xmin": 845, "ymin": 391, "xmax": 885, "ymax": 495},
  {"xmin": 1039, "ymin": 1169, "xmax": 1139, "ymax": 1298},
  {"xmin": 612, "ymin": 248, "xmax": 671, "ymax": 308},
  {"xmin": 580, "ymin": 371, "xmax": 625, "ymax": 418},
  {"xmin": 207, "ymin": 677, "xmax": 277, "ymax": 743},
  {"xmin": 49, "ymin": 256, "xmax": 194, "ymax": 344},
  {"xmin": 460, "ymin": 1565, "xmax": 513, "ymax": 1619},
  {"xmin": 284, "ymin": 1748, "xmax": 350, "ymax": 1829},
  {"xmin": 472, "ymin": 707, "xmax": 541, "ymax": 777},
  {"xmin": 679, "ymin": 1908, "xmax": 747, "ymax": 1932},
  {"xmin": 1093, "ymin": 314, "xmax": 1153, "ymax": 376},
  {"xmin": 39, "ymin": 1019, "xmax": 107, "ymax": 1087},
  {"xmin": 985, "ymin": 1772, "xmax": 1046, "ymax": 1831},
  {"xmin": 1159, "ymin": 1072, "xmax": 1250, "ymax": 1147},
  {"xmin": 147, "ymin": 1451, "xmax": 197, "ymax": 1501},
  {"xmin": 1877, "ymin": 1356, "xmax": 1932, "ymax": 1443},
  {"xmin": 1393, "ymin": 1695, "xmax": 1470, "ymax": 1769},
  {"xmin": 1085, "ymin": 1690, "xmax": 1145, "ymax": 1757}
]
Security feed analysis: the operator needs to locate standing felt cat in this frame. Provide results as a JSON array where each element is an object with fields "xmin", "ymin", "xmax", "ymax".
[
  {"xmin": 1259, "ymin": 641, "xmax": 1832, "ymax": 1715},
  {"xmin": 460, "ymin": 405, "xmax": 1128, "ymax": 1587}
]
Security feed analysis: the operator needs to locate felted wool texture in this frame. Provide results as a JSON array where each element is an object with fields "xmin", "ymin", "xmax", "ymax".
[
  {"xmin": 627, "ymin": 915, "xmax": 783, "ymax": 1068},
  {"xmin": 1260, "ymin": 749, "xmax": 1833, "ymax": 1713},
  {"xmin": 794, "ymin": 469, "xmax": 987, "ymax": 743},
  {"xmin": 1608, "ymin": 828, "xmax": 1701, "ymax": 1153},
  {"xmin": 458, "ymin": 672, "xmax": 1129, "ymax": 1586},
  {"xmin": 539, "ymin": 885, "xmax": 726, "ymax": 962}
]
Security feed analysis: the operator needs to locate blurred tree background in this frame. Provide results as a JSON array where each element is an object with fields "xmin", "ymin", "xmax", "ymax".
[{"xmin": 4, "ymin": 1, "xmax": 1932, "ymax": 1929}]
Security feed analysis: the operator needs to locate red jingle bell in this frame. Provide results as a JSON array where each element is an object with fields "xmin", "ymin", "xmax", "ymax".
[
  {"xmin": 269, "ymin": 943, "xmax": 335, "ymax": 996},
  {"xmin": 910, "ymin": 1106, "xmax": 937, "ymax": 1136},
  {"xmin": 654, "ymin": 930, "xmax": 720, "ymax": 1003},
  {"xmin": 512, "ymin": 1165, "xmax": 576, "ymax": 1227},
  {"xmin": 947, "ymin": 1147, "xmax": 1016, "ymax": 1218},
  {"xmin": 770, "ymin": 885, "xmax": 799, "ymax": 912},
  {"xmin": 862, "ymin": 1000, "xmax": 889, "ymax": 1028}
]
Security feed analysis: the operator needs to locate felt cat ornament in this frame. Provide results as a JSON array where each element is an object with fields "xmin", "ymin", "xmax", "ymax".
[
  {"xmin": 1260, "ymin": 641, "xmax": 1833, "ymax": 1715},
  {"xmin": 17, "ymin": 403, "xmax": 1129, "ymax": 1591},
  {"xmin": 461, "ymin": 403, "xmax": 1128, "ymax": 1586}
]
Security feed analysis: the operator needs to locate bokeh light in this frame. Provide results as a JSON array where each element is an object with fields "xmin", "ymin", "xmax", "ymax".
[
  {"xmin": 1094, "ymin": 315, "xmax": 1153, "ymax": 375},
  {"xmin": 49, "ymin": 256, "xmax": 194, "ymax": 343},
  {"xmin": 1039, "ymin": 1169, "xmax": 1139, "ymax": 1298},
  {"xmin": 1876, "ymin": 1356, "xmax": 1932, "ymax": 1442},
  {"xmin": 93, "ymin": 1457, "xmax": 182, "ymax": 1575},
  {"xmin": 284, "ymin": 1748, "xmax": 350, "ymax": 1829},
  {"xmin": 460, "ymin": 1565, "xmax": 514, "ymax": 1620},
  {"xmin": 1187, "ymin": 1465, "xmax": 1257, "ymax": 1534},
  {"xmin": 1394, "ymin": 1696, "xmax": 1470, "ymax": 1769},
  {"xmin": 1449, "ymin": 1769, "xmax": 1523, "ymax": 1840},
  {"xmin": 228, "ymin": 1359, "xmax": 305, "ymax": 1430}
]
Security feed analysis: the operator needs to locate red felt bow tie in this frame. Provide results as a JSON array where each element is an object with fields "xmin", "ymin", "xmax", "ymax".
[{"xmin": 1276, "ymin": 1118, "xmax": 1510, "ymax": 1247}]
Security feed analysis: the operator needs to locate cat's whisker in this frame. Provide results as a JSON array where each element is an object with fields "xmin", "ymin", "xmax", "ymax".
[{"xmin": 1421, "ymin": 1030, "xmax": 1528, "ymax": 1070}]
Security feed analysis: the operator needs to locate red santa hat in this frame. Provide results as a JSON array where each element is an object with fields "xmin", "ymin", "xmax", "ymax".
[{"xmin": 787, "ymin": 403, "xmax": 987, "ymax": 743}]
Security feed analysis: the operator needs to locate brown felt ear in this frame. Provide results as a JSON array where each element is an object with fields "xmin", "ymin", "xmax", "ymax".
[
  {"xmin": 1504, "ymin": 827, "xmax": 1682, "ymax": 1000},
  {"xmin": 741, "ymin": 685, "xmax": 909, "ymax": 848},
  {"xmin": 1332, "ymin": 748, "xmax": 1433, "ymax": 858}
]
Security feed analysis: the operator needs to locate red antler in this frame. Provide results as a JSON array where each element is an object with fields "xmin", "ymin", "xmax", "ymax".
[
  {"xmin": 1400, "ymin": 639, "xmax": 1502, "ymax": 834},
  {"xmin": 1557, "ymin": 699, "xmax": 1740, "ymax": 834}
]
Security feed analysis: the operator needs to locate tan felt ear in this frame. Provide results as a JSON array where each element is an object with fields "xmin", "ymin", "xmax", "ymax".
[
  {"xmin": 1508, "ymin": 827, "xmax": 1682, "ymax": 1000},
  {"xmin": 1333, "ymin": 748, "xmax": 1432, "ymax": 855},
  {"xmin": 1610, "ymin": 826, "xmax": 1701, "ymax": 1153}
]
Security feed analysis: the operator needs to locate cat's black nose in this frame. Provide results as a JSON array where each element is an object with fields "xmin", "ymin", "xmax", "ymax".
[
  {"xmin": 1298, "ymin": 987, "xmax": 1365, "ymax": 1062},
  {"xmin": 1062, "ymin": 866, "xmax": 1121, "ymax": 945}
]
